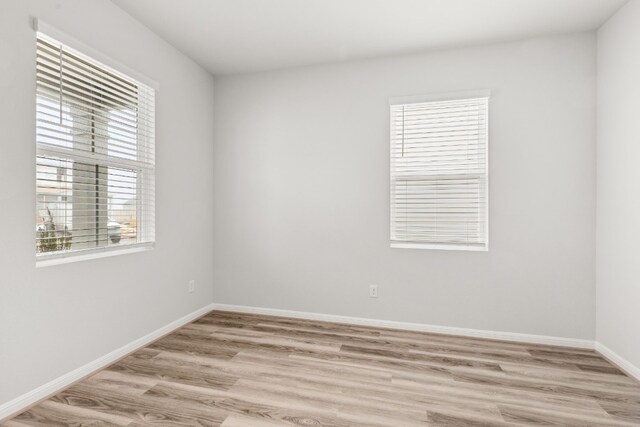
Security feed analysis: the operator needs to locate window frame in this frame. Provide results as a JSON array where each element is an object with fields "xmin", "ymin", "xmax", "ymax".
[
  {"xmin": 34, "ymin": 20, "xmax": 157, "ymax": 267},
  {"xmin": 389, "ymin": 90, "xmax": 490, "ymax": 251}
]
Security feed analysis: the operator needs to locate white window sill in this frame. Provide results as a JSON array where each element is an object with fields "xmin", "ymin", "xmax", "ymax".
[
  {"xmin": 391, "ymin": 242, "xmax": 488, "ymax": 251},
  {"xmin": 36, "ymin": 243, "xmax": 154, "ymax": 268}
]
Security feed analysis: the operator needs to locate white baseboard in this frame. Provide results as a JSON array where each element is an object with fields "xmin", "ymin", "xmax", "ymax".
[
  {"xmin": 9, "ymin": 301, "xmax": 638, "ymax": 424},
  {"xmin": 0, "ymin": 303, "xmax": 215, "ymax": 423},
  {"xmin": 595, "ymin": 342, "xmax": 640, "ymax": 382},
  {"xmin": 211, "ymin": 303, "xmax": 595, "ymax": 349}
]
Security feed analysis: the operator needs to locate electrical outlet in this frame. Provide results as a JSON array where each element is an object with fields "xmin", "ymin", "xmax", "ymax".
[
  {"xmin": 369, "ymin": 285, "xmax": 378, "ymax": 298},
  {"xmin": 188, "ymin": 280, "xmax": 195, "ymax": 293}
]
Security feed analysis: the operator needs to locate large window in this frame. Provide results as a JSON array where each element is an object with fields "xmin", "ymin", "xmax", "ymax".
[
  {"xmin": 35, "ymin": 33, "xmax": 155, "ymax": 262},
  {"xmin": 390, "ymin": 93, "xmax": 488, "ymax": 250}
]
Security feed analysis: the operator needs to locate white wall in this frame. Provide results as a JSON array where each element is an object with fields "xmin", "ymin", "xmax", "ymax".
[
  {"xmin": 0, "ymin": 0, "xmax": 215, "ymax": 405},
  {"xmin": 212, "ymin": 33, "xmax": 597, "ymax": 340},
  {"xmin": 596, "ymin": 0, "xmax": 640, "ymax": 370}
]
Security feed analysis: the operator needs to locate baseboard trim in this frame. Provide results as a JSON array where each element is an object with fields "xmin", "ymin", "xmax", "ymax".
[
  {"xmin": 5, "ymin": 302, "xmax": 623, "ymax": 423},
  {"xmin": 595, "ymin": 342, "xmax": 640, "ymax": 383},
  {"xmin": 0, "ymin": 303, "xmax": 215, "ymax": 423},
  {"xmin": 211, "ymin": 303, "xmax": 594, "ymax": 349}
]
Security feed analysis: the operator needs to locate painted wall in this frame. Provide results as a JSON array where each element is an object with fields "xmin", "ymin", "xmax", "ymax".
[
  {"xmin": 596, "ymin": 0, "xmax": 640, "ymax": 370},
  {"xmin": 212, "ymin": 33, "xmax": 597, "ymax": 340},
  {"xmin": 0, "ymin": 0, "xmax": 215, "ymax": 405}
]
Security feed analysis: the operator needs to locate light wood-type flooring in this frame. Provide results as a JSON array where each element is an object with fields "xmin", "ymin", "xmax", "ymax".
[{"xmin": 3, "ymin": 310, "xmax": 640, "ymax": 426}]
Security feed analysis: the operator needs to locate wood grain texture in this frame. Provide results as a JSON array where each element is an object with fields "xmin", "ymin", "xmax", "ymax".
[{"xmin": 3, "ymin": 310, "xmax": 639, "ymax": 426}]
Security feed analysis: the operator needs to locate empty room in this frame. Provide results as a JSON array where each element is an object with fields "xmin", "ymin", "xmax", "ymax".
[{"xmin": 1, "ymin": 0, "xmax": 640, "ymax": 425}]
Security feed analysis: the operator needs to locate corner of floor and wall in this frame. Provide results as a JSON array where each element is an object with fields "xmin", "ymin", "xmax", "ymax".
[
  {"xmin": 594, "ymin": 0, "xmax": 640, "ymax": 380},
  {"xmin": 209, "ymin": 0, "xmax": 639, "ymax": 380},
  {"xmin": 1, "ymin": 0, "xmax": 640, "ymax": 421}
]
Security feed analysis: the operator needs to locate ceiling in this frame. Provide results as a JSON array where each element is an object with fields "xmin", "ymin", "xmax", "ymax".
[{"xmin": 113, "ymin": 0, "xmax": 627, "ymax": 76}]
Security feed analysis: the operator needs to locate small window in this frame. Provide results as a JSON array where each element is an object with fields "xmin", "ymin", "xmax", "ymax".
[
  {"xmin": 35, "ymin": 33, "xmax": 155, "ymax": 262},
  {"xmin": 390, "ymin": 93, "xmax": 489, "ymax": 250}
]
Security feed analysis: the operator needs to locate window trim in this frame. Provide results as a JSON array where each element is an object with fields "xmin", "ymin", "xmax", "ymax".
[
  {"xmin": 389, "ymin": 90, "xmax": 490, "ymax": 251},
  {"xmin": 390, "ymin": 242, "xmax": 488, "ymax": 252},
  {"xmin": 33, "ymin": 18, "xmax": 160, "ymax": 92},
  {"xmin": 389, "ymin": 89, "xmax": 491, "ymax": 107},
  {"xmin": 36, "ymin": 242, "xmax": 155, "ymax": 268},
  {"xmin": 34, "ymin": 22, "xmax": 157, "ymax": 266}
]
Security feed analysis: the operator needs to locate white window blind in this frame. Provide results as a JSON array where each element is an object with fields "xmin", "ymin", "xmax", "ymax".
[
  {"xmin": 35, "ymin": 33, "xmax": 155, "ymax": 260},
  {"xmin": 390, "ymin": 94, "xmax": 488, "ymax": 250}
]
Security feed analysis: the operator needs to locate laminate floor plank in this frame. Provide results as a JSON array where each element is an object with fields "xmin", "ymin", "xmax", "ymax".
[
  {"xmin": 145, "ymin": 383, "xmax": 350, "ymax": 427},
  {"xmin": 390, "ymin": 375, "xmax": 611, "ymax": 416},
  {"xmin": 497, "ymin": 403, "xmax": 638, "ymax": 427},
  {"xmin": 53, "ymin": 383, "xmax": 228, "ymax": 426},
  {"xmin": 229, "ymin": 351, "xmax": 394, "ymax": 382},
  {"xmin": 18, "ymin": 400, "xmax": 133, "ymax": 427},
  {"xmin": 3, "ymin": 310, "xmax": 639, "ymax": 426}
]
